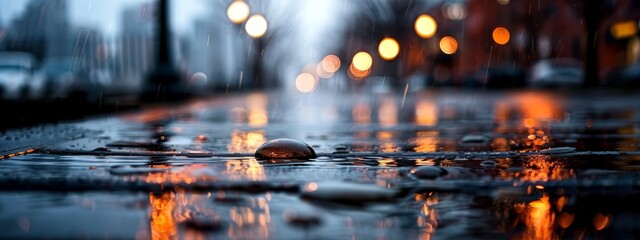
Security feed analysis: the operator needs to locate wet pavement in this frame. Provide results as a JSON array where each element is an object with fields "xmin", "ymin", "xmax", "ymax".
[{"xmin": 1, "ymin": 89, "xmax": 640, "ymax": 239}]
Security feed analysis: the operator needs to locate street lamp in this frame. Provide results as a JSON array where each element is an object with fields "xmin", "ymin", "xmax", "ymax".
[
  {"xmin": 227, "ymin": 0, "xmax": 250, "ymax": 24},
  {"xmin": 415, "ymin": 14, "xmax": 437, "ymax": 39},
  {"xmin": 245, "ymin": 14, "xmax": 268, "ymax": 39},
  {"xmin": 378, "ymin": 37, "xmax": 400, "ymax": 61}
]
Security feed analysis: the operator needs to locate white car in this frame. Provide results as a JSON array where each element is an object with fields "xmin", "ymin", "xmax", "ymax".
[{"xmin": 0, "ymin": 52, "xmax": 43, "ymax": 100}]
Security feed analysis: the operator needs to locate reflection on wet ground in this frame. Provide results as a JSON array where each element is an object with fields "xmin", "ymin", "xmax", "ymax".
[{"xmin": 1, "ymin": 90, "xmax": 640, "ymax": 239}]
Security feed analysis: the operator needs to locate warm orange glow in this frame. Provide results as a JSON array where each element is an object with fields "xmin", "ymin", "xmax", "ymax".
[
  {"xmin": 414, "ymin": 131, "xmax": 439, "ymax": 152},
  {"xmin": 611, "ymin": 20, "xmax": 638, "ymax": 39},
  {"xmin": 245, "ymin": 14, "xmax": 268, "ymax": 38},
  {"xmin": 247, "ymin": 94, "xmax": 269, "ymax": 127},
  {"xmin": 439, "ymin": 36, "xmax": 458, "ymax": 54},
  {"xmin": 378, "ymin": 97, "xmax": 398, "ymax": 127},
  {"xmin": 492, "ymin": 27, "xmax": 510, "ymax": 45},
  {"xmin": 352, "ymin": 103, "xmax": 372, "ymax": 124},
  {"xmin": 593, "ymin": 213, "xmax": 611, "ymax": 231},
  {"xmin": 149, "ymin": 192, "xmax": 178, "ymax": 240},
  {"xmin": 225, "ymin": 158, "xmax": 266, "ymax": 181},
  {"xmin": 305, "ymin": 182, "xmax": 318, "ymax": 192},
  {"xmin": 227, "ymin": 1, "xmax": 250, "ymax": 24},
  {"xmin": 558, "ymin": 212, "xmax": 574, "ymax": 229},
  {"xmin": 378, "ymin": 37, "xmax": 400, "ymax": 61},
  {"xmin": 228, "ymin": 130, "xmax": 266, "ymax": 153},
  {"xmin": 522, "ymin": 155, "xmax": 573, "ymax": 182},
  {"xmin": 352, "ymin": 52, "xmax": 373, "ymax": 71},
  {"xmin": 348, "ymin": 63, "xmax": 371, "ymax": 80},
  {"xmin": 415, "ymin": 14, "xmax": 437, "ymax": 38},
  {"xmin": 519, "ymin": 194, "xmax": 555, "ymax": 240},
  {"xmin": 295, "ymin": 72, "xmax": 317, "ymax": 93},
  {"xmin": 320, "ymin": 55, "xmax": 341, "ymax": 73},
  {"xmin": 416, "ymin": 100, "xmax": 438, "ymax": 126}
]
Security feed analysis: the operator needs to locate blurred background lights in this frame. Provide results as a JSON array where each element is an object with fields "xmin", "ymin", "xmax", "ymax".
[
  {"xmin": 415, "ymin": 14, "xmax": 437, "ymax": 38},
  {"xmin": 439, "ymin": 36, "xmax": 458, "ymax": 54},
  {"xmin": 497, "ymin": 0, "xmax": 510, "ymax": 5},
  {"xmin": 245, "ymin": 14, "xmax": 268, "ymax": 38},
  {"xmin": 295, "ymin": 72, "xmax": 317, "ymax": 93},
  {"xmin": 378, "ymin": 37, "xmax": 400, "ymax": 61},
  {"xmin": 352, "ymin": 52, "xmax": 373, "ymax": 71},
  {"xmin": 226, "ymin": 1, "xmax": 250, "ymax": 24},
  {"xmin": 492, "ymin": 27, "xmax": 510, "ymax": 45},
  {"xmin": 320, "ymin": 55, "xmax": 341, "ymax": 73},
  {"xmin": 445, "ymin": 3, "xmax": 467, "ymax": 20}
]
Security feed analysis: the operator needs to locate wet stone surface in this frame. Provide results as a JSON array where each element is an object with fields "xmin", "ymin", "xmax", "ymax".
[{"xmin": 1, "ymin": 90, "xmax": 640, "ymax": 239}]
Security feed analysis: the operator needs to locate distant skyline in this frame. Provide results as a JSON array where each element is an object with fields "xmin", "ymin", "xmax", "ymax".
[{"xmin": 0, "ymin": 0, "xmax": 211, "ymax": 37}]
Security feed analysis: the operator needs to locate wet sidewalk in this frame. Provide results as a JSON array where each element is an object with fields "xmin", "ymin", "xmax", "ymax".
[{"xmin": 1, "ymin": 89, "xmax": 640, "ymax": 239}]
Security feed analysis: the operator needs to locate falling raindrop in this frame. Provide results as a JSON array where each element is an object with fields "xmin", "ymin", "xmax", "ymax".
[{"xmin": 255, "ymin": 138, "xmax": 317, "ymax": 160}]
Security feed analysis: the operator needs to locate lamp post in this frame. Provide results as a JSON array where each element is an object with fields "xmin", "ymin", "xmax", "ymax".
[
  {"xmin": 226, "ymin": 1, "xmax": 268, "ymax": 89},
  {"xmin": 142, "ymin": 0, "xmax": 185, "ymax": 102}
]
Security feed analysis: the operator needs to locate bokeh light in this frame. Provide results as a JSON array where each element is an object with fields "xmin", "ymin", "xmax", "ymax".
[
  {"xmin": 245, "ymin": 14, "xmax": 268, "ymax": 38},
  {"xmin": 295, "ymin": 72, "xmax": 317, "ymax": 93},
  {"xmin": 497, "ymin": 0, "xmax": 510, "ymax": 5},
  {"xmin": 226, "ymin": 1, "xmax": 250, "ymax": 24},
  {"xmin": 415, "ymin": 14, "xmax": 437, "ymax": 39},
  {"xmin": 439, "ymin": 36, "xmax": 458, "ymax": 54},
  {"xmin": 320, "ymin": 55, "xmax": 341, "ymax": 73},
  {"xmin": 492, "ymin": 27, "xmax": 510, "ymax": 45},
  {"xmin": 348, "ymin": 63, "xmax": 371, "ymax": 80},
  {"xmin": 352, "ymin": 52, "xmax": 373, "ymax": 71},
  {"xmin": 445, "ymin": 3, "xmax": 467, "ymax": 20},
  {"xmin": 378, "ymin": 37, "xmax": 400, "ymax": 61}
]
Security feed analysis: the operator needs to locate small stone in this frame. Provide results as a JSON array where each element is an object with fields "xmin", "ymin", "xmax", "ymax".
[
  {"xmin": 255, "ymin": 138, "xmax": 317, "ymax": 160},
  {"xmin": 538, "ymin": 147, "xmax": 576, "ymax": 154},
  {"xmin": 300, "ymin": 181, "xmax": 397, "ymax": 205},
  {"xmin": 410, "ymin": 166, "xmax": 448, "ymax": 180},
  {"xmin": 92, "ymin": 147, "xmax": 111, "ymax": 152},
  {"xmin": 194, "ymin": 135, "xmax": 209, "ymax": 143},
  {"xmin": 460, "ymin": 135, "xmax": 489, "ymax": 144},
  {"xmin": 480, "ymin": 160, "xmax": 498, "ymax": 167}
]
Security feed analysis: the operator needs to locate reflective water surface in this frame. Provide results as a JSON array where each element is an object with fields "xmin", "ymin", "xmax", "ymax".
[{"xmin": 1, "ymin": 90, "xmax": 640, "ymax": 239}]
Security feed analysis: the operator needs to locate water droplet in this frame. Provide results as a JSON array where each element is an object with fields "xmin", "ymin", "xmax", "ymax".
[
  {"xmin": 538, "ymin": 147, "xmax": 576, "ymax": 154},
  {"xmin": 460, "ymin": 135, "xmax": 489, "ymax": 144},
  {"xmin": 300, "ymin": 181, "xmax": 397, "ymax": 206},
  {"xmin": 255, "ymin": 138, "xmax": 317, "ymax": 160},
  {"xmin": 92, "ymin": 147, "xmax": 110, "ymax": 152},
  {"xmin": 480, "ymin": 160, "xmax": 498, "ymax": 167},
  {"xmin": 410, "ymin": 166, "xmax": 448, "ymax": 179}
]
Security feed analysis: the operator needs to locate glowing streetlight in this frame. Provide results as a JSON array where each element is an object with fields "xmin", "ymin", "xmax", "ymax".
[
  {"xmin": 378, "ymin": 37, "xmax": 400, "ymax": 61},
  {"xmin": 227, "ymin": 1, "xmax": 250, "ymax": 24},
  {"xmin": 415, "ymin": 14, "xmax": 437, "ymax": 39},
  {"xmin": 245, "ymin": 14, "xmax": 268, "ymax": 38},
  {"xmin": 352, "ymin": 52, "xmax": 373, "ymax": 71},
  {"xmin": 492, "ymin": 27, "xmax": 510, "ymax": 45}
]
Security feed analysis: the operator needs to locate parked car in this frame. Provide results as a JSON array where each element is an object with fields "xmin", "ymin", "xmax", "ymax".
[
  {"xmin": 0, "ymin": 52, "xmax": 42, "ymax": 100},
  {"xmin": 527, "ymin": 58, "xmax": 584, "ymax": 88}
]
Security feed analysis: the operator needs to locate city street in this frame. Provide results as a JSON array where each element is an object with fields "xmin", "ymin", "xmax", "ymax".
[{"xmin": 1, "ymin": 89, "xmax": 639, "ymax": 239}]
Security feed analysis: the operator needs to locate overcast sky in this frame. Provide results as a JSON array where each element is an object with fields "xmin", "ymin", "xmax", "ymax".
[{"xmin": 0, "ymin": 0, "xmax": 212, "ymax": 36}]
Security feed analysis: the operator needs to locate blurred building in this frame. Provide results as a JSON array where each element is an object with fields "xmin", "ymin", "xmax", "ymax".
[
  {"xmin": 118, "ymin": 3, "xmax": 155, "ymax": 83},
  {"xmin": 2, "ymin": 0, "xmax": 71, "ymax": 60}
]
